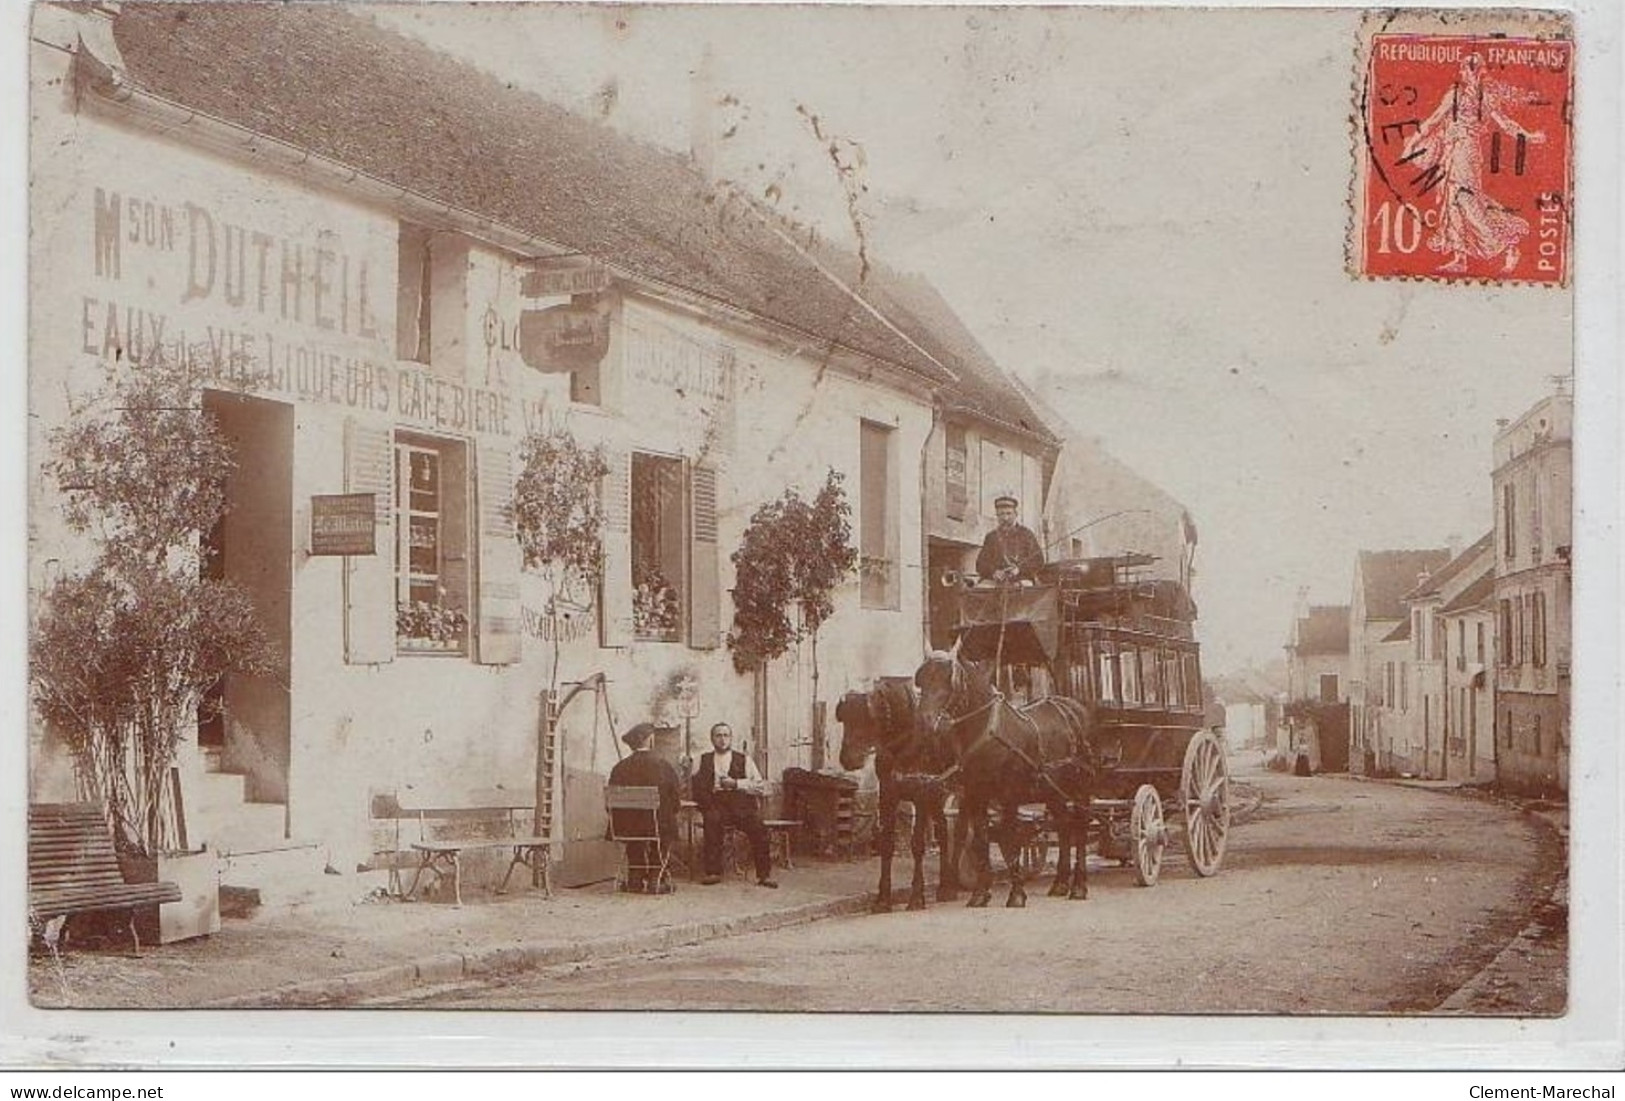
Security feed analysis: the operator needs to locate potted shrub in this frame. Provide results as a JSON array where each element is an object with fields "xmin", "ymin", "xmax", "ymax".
[{"xmin": 30, "ymin": 352, "xmax": 278, "ymax": 942}]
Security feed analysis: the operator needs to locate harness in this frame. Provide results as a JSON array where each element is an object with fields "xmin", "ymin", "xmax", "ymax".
[{"xmin": 932, "ymin": 666, "xmax": 1079, "ymax": 810}]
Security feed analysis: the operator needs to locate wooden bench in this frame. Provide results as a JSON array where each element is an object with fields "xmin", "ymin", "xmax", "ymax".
[
  {"xmin": 371, "ymin": 794, "xmax": 553, "ymax": 907},
  {"xmin": 28, "ymin": 803, "xmax": 182, "ymax": 951}
]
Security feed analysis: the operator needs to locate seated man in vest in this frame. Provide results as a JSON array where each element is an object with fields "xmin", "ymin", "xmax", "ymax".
[
  {"xmin": 606, "ymin": 722, "xmax": 682, "ymax": 893},
  {"xmin": 692, "ymin": 722, "xmax": 777, "ymax": 888}
]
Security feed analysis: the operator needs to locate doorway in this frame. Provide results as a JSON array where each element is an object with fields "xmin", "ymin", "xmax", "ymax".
[{"xmin": 200, "ymin": 391, "xmax": 294, "ymax": 807}]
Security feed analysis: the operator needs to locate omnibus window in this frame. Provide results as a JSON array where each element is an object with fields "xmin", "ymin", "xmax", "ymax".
[{"xmin": 1120, "ymin": 646, "xmax": 1140, "ymax": 704}]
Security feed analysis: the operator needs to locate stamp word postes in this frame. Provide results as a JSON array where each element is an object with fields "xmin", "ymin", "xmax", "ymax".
[{"xmin": 1357, "ymin": 34, "xmax": 1572, "ymax": 286}]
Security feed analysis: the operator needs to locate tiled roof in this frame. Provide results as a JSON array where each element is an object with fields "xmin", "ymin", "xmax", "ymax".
[
  {"xmin": 856, "ymin": 264, "xmax": 1057, "ymax": 443},
  {"xmin": 1358, "ymin": 548, "xmax": 1451, "ymax": 621},
  {"xmin": 1402, "ymin": 532, "xmax": 1494, "ymax": 601},
  {"xmin": 1294, "ymin": 605, "xmax": 1349, "ymax": 655},
  {"xmin": 1440, "ymin": 570, "xmax": 1495, "ymax": 615},
  {"xmin": 106, "ymin": 3, "xmax": 970, "ymax": 389},
  {"xmin": 1382, "ymin": 618, "xmax": 1412, "ymax": 644}
]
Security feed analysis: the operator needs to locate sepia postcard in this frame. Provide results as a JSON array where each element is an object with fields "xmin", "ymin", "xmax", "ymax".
[{"xmin": 8, "ymin": 0, "xmax": 1621, "ymax": 1070}]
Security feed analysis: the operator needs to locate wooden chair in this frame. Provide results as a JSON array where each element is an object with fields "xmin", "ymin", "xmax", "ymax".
[{"xmin": 605, "ymin": 786, "xmax": 674, "ymax": 894}]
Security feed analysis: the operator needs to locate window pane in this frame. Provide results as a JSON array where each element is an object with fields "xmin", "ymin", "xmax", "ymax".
[{"xmin": 395, "ymin": 436, "xmax": 469, "ymax": 653}]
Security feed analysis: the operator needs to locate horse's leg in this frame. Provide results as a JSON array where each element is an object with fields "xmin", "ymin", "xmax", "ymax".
[
  {"xmin": 1048, "ymin": 802, "xmax": 1072, "ymax": 897},
  {"xmin": 933, "ymin": 798, "xmax": 959, "ymax": 902},
  {"xmin": 997, "ymin": 805, "xmax": 1027, "ymax": 908},
  {"xmin": 1069, "ymin": 794, "xmax": 1090, "ymax": 901},
  {"xmin": 906, "ymin": 798, "xmax": 929, "ymax": 911},
  {"xmin": 873, "ymin": 789, "xmax": 897, "ymax": 913},
  {"xmin": 965, "ymin": 798, "xmax": 992, "ymax": 908}
]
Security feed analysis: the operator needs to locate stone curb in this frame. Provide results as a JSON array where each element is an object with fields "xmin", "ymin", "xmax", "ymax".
[{"xmin": 202, "ymin": 891, "xmax": 875, "ymax": 1008}]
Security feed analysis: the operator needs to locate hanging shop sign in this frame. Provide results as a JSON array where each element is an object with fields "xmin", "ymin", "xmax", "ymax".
[
  {"xmin": 310, "ymin": 493, "xmax": 377, "ymax": 556},
  {"xmin": 521, "ymin": 255, "xmax": 611, "ymax": 298},
  {"xmin": 519, "ymin": 303, "xmax": 611, "ymax": 373}
]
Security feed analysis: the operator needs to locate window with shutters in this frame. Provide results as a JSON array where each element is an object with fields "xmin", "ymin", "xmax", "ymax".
[
  {"xmin": 396, "ymin": 223, "xmax": 469, "ymax": 379},
  {"xmin": 860, "ymin": 421, "xmax": 900, "ymax": 610},
  {"xmin": 1531, "ymin": 592, "xmax": 1547, "ymax": 667},
  {"xmin": 944, "ymin": 423, "xmax": 968, "ymax": 522},
  {"xmin": 631, "ymin": 453, "xmax": 685, "ymax": 642},
  {"xmin": 1502, "ymin": 481, "xmax": 1517, "ymax": 563},
  {"xmin": 394, "ymin": 433, "xmax": 471, "ymax": 654}
]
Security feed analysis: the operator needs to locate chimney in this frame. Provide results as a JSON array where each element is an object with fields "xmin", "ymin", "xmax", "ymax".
[
  {"xmin": 689, "ymin": 43, "xmax": 717, "ymax": 180},
  {"xmin": 1446, "ymin": 533, "xmax": 1462, "ymax": 560}
]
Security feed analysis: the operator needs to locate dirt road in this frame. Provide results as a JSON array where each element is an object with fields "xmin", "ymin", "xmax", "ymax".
[{"xmin": 393, "ymin": 764, "xmax": 1565, "ymax": 1013}]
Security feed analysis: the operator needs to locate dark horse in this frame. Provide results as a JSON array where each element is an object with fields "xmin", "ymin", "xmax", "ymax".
[
  {"xmin": 914, "ymin": 650, "xmax": 1096, "ymax": 908},
  {"xmin": 835, "ymin": 679, "xmax": 962, "ymax": 912}
]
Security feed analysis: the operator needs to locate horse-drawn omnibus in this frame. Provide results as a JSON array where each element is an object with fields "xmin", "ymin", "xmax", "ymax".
[{"xmin": 947, "ymin": 553, "xmax": 1231, "ymax": 887}]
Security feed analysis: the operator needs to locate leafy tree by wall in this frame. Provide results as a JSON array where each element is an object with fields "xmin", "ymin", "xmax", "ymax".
[
  {"xmin": 508, "ymin": 425, "xmax": 611, "ymax": 692},
  {"xmin": 727, "ymin": 470, "xmax": 858, "ymax": 761}
]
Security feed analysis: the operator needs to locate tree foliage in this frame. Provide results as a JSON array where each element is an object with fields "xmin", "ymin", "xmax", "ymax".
[
  {"xmin": 31, "ymin": 356, "xmax": 277, "ymax": 855},
  {"xmin": 509, "ymin": 427, "xmax": 611, "ymax": 582},
  {"xmin": 727, "ymin": 469, "xmax": 858, "ymax": 675}
]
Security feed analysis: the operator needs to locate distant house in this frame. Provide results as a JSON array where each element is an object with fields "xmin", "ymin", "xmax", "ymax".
[
  {"xmin": 1210, "ymin": 671, "xmax": 1281, "ymax": 751},
  {"xmin": 1399, "ymin": 534, "xmax": 1494, "ymax": 780},
  {"xmin": 1438, "ymin": 559, "xmax": 1497, "ymax": 784},
  {"xmin": 1284, "ymin": 601, "xmax": 1350, "ymax": 771},
  {"xmin": 1491, "ymin": 389, "xmax": 1572, "ymax": 795},
  {"xmin": 1349, "ymin": 548, "xmax": 1451, "ymax": 775}
]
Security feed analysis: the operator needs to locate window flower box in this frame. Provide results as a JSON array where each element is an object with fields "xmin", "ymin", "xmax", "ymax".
[{"xmin": 396, "ymin": 600, "xmax": 469, "ymax": 652}]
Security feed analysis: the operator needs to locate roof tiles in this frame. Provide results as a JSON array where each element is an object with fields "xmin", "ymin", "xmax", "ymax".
[{"xmin": 108, "ymin": 2, "xmax": 979, "ymax": 391}]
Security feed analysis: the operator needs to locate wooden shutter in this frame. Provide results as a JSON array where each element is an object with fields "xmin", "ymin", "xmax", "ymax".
[
  {"xmin": 599, "ymin": 450, "xmax": 633, "ymax": 648},
  {"xmin": 474, "ymin": 439, "xmax": 522, "ymax": 665},
  {"xmin": 343, "ymin": 417, "xmax": 395, "ymax": 664},
  {"xmin": 688, "ymin": 463, "xmax": 720, "ymax": 649}
]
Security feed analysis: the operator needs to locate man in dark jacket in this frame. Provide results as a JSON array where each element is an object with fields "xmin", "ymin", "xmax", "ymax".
[
  {"xmin": 607, "ymin": 722, "xmax": 681, "ymax": 893},
  {"xmin": 692, "ymin": 723, "xmax": 777, "ymax": 888},
  {"xmin": 976, "ymin": 494, "xmax": 1045, "ymax": 583}
]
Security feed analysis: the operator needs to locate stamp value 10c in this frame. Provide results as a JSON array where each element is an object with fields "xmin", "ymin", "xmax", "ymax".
[{"xmin": 1355, "ymin": 30, "xmax": 1573, "ymax": 286}]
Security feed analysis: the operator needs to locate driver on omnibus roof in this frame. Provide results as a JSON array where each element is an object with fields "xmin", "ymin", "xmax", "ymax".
[{"xmin": 976, "ymin": 494, "xmax": 1044, "ymax": 584}]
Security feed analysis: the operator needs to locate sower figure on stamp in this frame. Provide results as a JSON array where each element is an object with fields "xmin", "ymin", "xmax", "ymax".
[
  {"xmin": 976, "ymin": 493, "xmax": 1044, "ymax": 584},
  {"xmin": 692, "ymin": 723, "xmax": 778, "ymax": 888},
  {"xmin": 606, "ymin": 722, "xmax": 682, "ymax": 893}
]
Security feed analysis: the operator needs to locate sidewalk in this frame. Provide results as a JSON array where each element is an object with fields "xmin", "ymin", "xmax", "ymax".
[
  {"xmin": 28, "ymin": 778, "xmax": 1262, "ymax": 1011},
  {"xmin": 28, "ymin": 857, "xmax": 881, "ymax": 1009}
]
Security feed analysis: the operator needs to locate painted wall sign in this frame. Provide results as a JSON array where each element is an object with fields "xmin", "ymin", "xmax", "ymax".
[
  {"xmin": 519, "ymin": 303, "xmax": 610, "ymax": 372},
  {"xmin": 521, "ymin": 256, "xmax": 610, "ymax": 298},
  {"xmin": 310, "ymin": 492, "xmax": 377, "ymax": 555}
]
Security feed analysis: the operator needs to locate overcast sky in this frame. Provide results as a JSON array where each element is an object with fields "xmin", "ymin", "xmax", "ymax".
[{"xmin": 373, "ymin": 3, "xmax": 1573, "ymax": 675}]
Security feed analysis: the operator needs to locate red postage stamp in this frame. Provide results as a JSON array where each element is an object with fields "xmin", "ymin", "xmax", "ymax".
[{"xmin": 1353, "ymin": 25, "xmax": 1573, "ymax": 285}]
